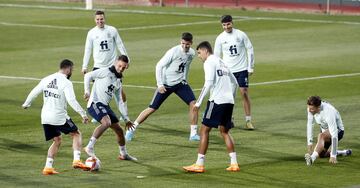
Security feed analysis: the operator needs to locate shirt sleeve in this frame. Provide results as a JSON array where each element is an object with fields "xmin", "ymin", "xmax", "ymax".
[
  {"xmin": 243, "ymin": 32, "xmax": 254, "ymax": 73},
  {"xmin": 116, "ymin": 84, "xmax": 130, "ymax": 121},
  {"xmin": 214, "ymin": 36, "xmax": 222, "ymax": 58},
  {"xmin": 82, "ymin": 31, "xmax": 93, "ymax": 70},
  {"xmin": 195, "ymin": 62, "xmax": 215, "ymax": 107},
  {"xmin": 325, "ymin": 110, "xmax": 339, "ymax": 158},
  {"xmin": 306, "ymin": 109, "xmax": 314, "ymax": 146},
  {"xmin": 155, "ymin": 49, "xmax": 173, "ymax": 87},
  {"xmin": 114, "ymin": 29, "xmax": 130, "ymax": 63},
  {"xmin": 84, "ymin": 69, "xmax": 107, "ymax": 94},
  {"xmin": 22, "ymin": 80, "xmax": 44, "ymax": 108},
  {"xmin": 64, "ymin": 82, "xmax": 87, "ymax": 118}
]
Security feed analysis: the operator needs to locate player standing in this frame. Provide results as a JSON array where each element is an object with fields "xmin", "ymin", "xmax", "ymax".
[
  {"xmin": 214, "ymin": 15, "xmax": 255, "ymax": 130},
  {"xmin": 82, "ymin": 10, "xmax": 130, "ymax": 123},
  {"xmin": 183, "ymin": 41, "xmax": 240, "ymax": 173},
  {"xmin": 305, "ymin": 96, "xmax": 352, "ymax": 166},
  {"xmin": 124, "ymin": 32, "xmax": 200, "ymax": 141},
  {"xmin": 84, "ymin": 55, "xmax": 136, "ymax": 161},
  {"xmin": 22, "ymin": 59, "xmax": 90, "ymax": 175}
]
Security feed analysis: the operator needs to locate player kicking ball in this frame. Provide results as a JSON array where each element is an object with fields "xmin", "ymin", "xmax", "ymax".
[
  {"xmin": 305, "ymin": 96, "xmax": 352, "ymax": 166},
  {"xmin": 183, "ymin": 41, "xmax": 240, "ymax": 173},
  {"xmin": 83, "ymin": 55, "xmax": 137, "ymax": 161}
]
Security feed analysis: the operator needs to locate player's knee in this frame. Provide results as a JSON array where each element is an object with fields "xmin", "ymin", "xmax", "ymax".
[{"xmin": 53, "ymin": 136, "xmax": 62, "ymax": 145}]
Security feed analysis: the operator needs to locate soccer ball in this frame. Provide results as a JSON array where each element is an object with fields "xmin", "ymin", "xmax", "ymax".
[{"xmin": 85, "ymin": 157, "xmax": 101, "ymax": 171}]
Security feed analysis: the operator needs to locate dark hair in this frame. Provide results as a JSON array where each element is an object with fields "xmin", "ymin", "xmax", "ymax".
[
  {"xmin": 196, "ymin": 41, "xmax": 213, "ymax": 54},
  {"xmin": 60, "ymin": 59, "xmax": 74, "ymax": 69},
  {"xmin": 182, "ymin": 32, "xmax": 193, "ymax": 42},
  {"xmin": 307, "ymin": 96, "xmax": 322, "ymax": 107},
  {"xmin": 117, "ymin": 55, "xmax": 129, "ymax": 63},
  {"xmin": 221, "ymin": 15, "xmax": 232, "ymax": 23},
  {"xmin": 95, "ymin": 10, "xmax": 105, "ymax": 16}
]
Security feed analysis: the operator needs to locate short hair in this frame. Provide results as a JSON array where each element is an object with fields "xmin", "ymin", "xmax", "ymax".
[
  {"xmin": 307, "ymin": 96, "xmax": 322, "ymax": 107},
  {"xmin": 95, "ymin": 10, "xmax": 105, "ymax": 16},
  {"xmin": 196, "ymin": 41, "xmax": 213, "ymax": 54},
  {"xmin": 182, "ymin": 32, "xmax": 193, "ymax": 42},
  {"xmin": 117, "ymin": 55, "xmax": 129, "ymax": 63},
  {"xmin": 221, "ymin": 15, "xmax": 232, "ymax": 23},
  {"xmin": 60, "ymin": 59, "xmax": 74, "ymax": 69}
]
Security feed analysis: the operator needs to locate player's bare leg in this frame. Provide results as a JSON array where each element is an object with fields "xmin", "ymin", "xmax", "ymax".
[
  {"xmin": 70, "ymin": 131, "xmax": 89, "ymax": 170},
  {"xmin": 219, "ymin": 126, "xmax": 239, "ymax": 171},
  {"xmin": 43, "ymin": 136, "xmax": 61, "ymax": 175},
  {"xmin": 85, "ymin": 116, "xmax": 111, "ymax": 157},
  {"xmin": 111, "ymin": 123, "xmax": 137, "ymax": 161},
  {"xmin": 240, "ymin": 87, "xmax": 254, "ymax": 130},
  {"xmin": 189, "ymin": 101, "xmax": 200, "ymax": 141}
]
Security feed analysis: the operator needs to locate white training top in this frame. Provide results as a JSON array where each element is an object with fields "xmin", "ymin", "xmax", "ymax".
[
  {"xmin": 83, "ymin": 25, "xmax": 128, "ymax": 70},
  {"xmin": 22, "ymin": 72, "xmax": 87, "ymax": 125},
  {"xmin": 155, "ymin": 45, "xmax": 195, "ymax": 87},
  {"xmin": 306, "ymin": 101, "xmax": 344, "ymax": 157},
  {"xmin": 214, "ymin": 28, "xmax": 254, "ymax": 73},
  {"xmin": 84, "ymin": 68, "xmax": 121, "ymax": 108},
  {"xmin": 195, "ymin": 55, "xmax": 238, "ymax": 107}
]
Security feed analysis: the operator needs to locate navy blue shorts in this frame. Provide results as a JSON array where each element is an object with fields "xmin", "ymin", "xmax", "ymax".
[
  {"xmin": 149, "ymin": 82, "xmax": 196, "ymax": 109},
  {"xmin": 88, "ymin": 102, "xmax": 119, "ymax": 124},
  {"xmin": 42, "ymin": 119, "xmax": 78, "ymax": 141},
  {"xmin": 233, "ymin": 70, "xmax": 249, "ymax": 88},
  {"xmin": 202, "ymin": 101, "xmax": 234, "ymax": 129},
  {"xmin": 324, "ymin": 130, "xmax": 344, "ymax": 150}
]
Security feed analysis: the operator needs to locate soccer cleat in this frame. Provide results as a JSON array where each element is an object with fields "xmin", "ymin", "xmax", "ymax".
[
  {"xmin": 72, "ymin": 160, "xmax": 91, "ymax": 171},
  {"xmin": 189, "ymin": 134, "xmax": 200, "ymax": 141},
  {"xmin": 183, "ymin": 164, "xmax": 205, "ymax": 173},
  {"xmin": 118, "ymin": 154, "xmax": 138, "ymax": 161},
  {"xmin": 226, "ymin": 164, "xmax": 240, "ymax": 172},
  {"xmin": 91, "ymin": 119, "xmax": 98, "ymax": 124},
  {"xmin": 345, "ymin": 149, "xmax": 352, "ymax": 156},
  {"xmin": 304, "ymin": 153, "xmax": 313, "ymax": 166},
  {"xmin": 245, "ymin": 120, "xmax": 255, "ymax": 130},
  {"xmin": 42, "ymin": 167, "xmax": 59, "ymax": 175},
  {"xmin": 125, "ymin": 130, "xmax": 134, "ymax": 141},
  {"xmin": 84, "ymin": 147, "xmax": 96, "ymax": 157}
]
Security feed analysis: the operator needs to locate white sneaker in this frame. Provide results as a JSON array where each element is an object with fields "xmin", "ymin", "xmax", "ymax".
[
  {"xmin": 125, "ymin": 130, "xmax": 135, "ymax": 141},
  {"xmin": 304, "ymin": 153, "xmax": 312, "ymax": 166}
]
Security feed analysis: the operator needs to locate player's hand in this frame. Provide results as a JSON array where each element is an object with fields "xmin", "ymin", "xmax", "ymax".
[
  {"xmin": 125, "ymin": 121, "xmax": 134, "ymax": 130},
  {"xmin": 329, "ymin": 157, "xmax": 337, "ymax": 164},
  {"xmin": 22, "ymin": 104, "xmax": 29, "ymax": 109},
  {"xmin": 82, "ymin": 116, "xmax": 89, "ymax": 124},
  {"xmin": 158, "ymin": 86, "xmax": 167, "ymax": 94},
  {"xmin": 81, "ymin": 69, "xmax": 87, "ymax": 75},
  {"xmin": 249, "ymin": 72, "xmax": 253, "ymax": 76},
  {"xmin": 84, "ymin": 93, "xmax": 90, "ymax": 101},
  {"xmin": 307, "ymin": 145, "xmax": 314, "ymax": 155}
]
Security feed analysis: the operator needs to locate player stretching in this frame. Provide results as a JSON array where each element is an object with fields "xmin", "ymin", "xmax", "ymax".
[
  {"xmin": 214, "ymin": 15, "xmax": 255, "ymax": 130},
  {"xmin": 84, "ymin": 55, "xmax": 136, "ymax": 161},
  {"xmin": 305, "ymin": 96, "xmax": 352, "ymax": 166},
  {"xmin": 125, "ymin": 32, "xmax": 200, "ymax": 141},
  {"xmin": 183, "ymin": 41, "xmax": 239, "ymax": 173},
  {"xmin": 22, "ymin": 59, "xmax": 90, "ymax": 175}
]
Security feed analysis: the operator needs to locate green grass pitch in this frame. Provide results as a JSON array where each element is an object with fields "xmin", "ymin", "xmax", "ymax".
[{"xmin": 0, "ymin": 0, "xmax": 359, "ymax": 187}]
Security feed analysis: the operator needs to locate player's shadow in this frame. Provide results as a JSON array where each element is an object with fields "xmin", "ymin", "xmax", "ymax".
[{"xmin": 0, "ymin": 137, "xmax": 43, "ymax": 155}]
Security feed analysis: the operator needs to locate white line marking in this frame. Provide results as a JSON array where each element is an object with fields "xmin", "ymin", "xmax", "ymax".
[
  {"xmin": 1, "ymin": 73, "xmax": 359, "ymax": 91},
  {"xmin": 0, "ymin": 21, "xmax": 88, "ymax": 30},
  {"xmin": 1, "ymin": 3, "xmax": 359, "ymax": 26}
]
